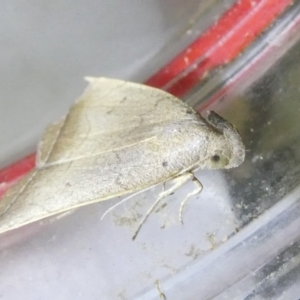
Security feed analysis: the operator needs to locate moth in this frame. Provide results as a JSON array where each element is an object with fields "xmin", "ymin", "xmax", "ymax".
[{"xmin": 0, "ymin": 77, "xmax": 245, "ymax": 238}]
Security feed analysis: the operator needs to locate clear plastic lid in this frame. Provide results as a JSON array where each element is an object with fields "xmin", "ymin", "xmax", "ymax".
[{"xmin": 1, "ymin": 1, "xmax": 300, "ymax": 299}]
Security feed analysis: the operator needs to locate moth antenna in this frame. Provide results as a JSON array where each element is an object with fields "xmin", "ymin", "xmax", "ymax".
[{"xmin": 101, "ymin": 185, "xmax": 156, "ymax": 220}]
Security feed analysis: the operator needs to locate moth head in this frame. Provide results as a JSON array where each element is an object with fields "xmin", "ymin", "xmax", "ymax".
[{"xmin": 202, "ymin": 111, "xmax": 245, "ymax": 170}]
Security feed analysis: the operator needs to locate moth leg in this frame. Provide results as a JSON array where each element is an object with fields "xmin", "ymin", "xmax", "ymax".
[
  {"xmin": 155, "ymin": 280, "xmax": 166, "ymax": 300},
  {"xmin": 179, "ymin": 176, "xmax": 203, "ymax": 224},
  {"xmin": 132, "ymin": 172, "xmax": 194, "ymax": 240},
  {"xmin": 162, "ymin": 181, "xmax": 166, "ymax": 192}
]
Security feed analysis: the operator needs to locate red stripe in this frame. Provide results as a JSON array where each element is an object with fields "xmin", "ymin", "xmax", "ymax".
[
  {"xmin": 0, "ymin": 154, "xmax": 35, "ymax": 198},
  {"xmin": 146, "ymin": 0, "xmax": 292, "ymax": 96}
]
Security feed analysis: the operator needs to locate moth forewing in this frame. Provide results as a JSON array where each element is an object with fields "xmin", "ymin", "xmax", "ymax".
[{"xmin": 0, "ymin": 77, "xmax": 245, "ymax": 236}]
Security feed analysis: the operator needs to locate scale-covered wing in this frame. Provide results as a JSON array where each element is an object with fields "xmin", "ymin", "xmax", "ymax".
[{"xmin": 0, "ymin": 77, "xmax": 202, "ymax": 233}]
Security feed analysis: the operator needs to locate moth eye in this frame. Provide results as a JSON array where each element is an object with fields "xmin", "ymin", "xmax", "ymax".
[
  {"xmin": 210, "ymin": 154, "xmax": 229, "ymax": 167},
  {"xmin": 211, "ymin": 154, "xmax": 220, "ymax": 162}
]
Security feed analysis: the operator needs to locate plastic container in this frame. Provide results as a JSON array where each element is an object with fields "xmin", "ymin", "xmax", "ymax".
[{"xmin": 1, "ymin": 1, "xmax": 300, "ymax": 299}]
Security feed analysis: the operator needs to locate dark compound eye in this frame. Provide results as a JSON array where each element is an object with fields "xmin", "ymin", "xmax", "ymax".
[
  {"xmin": 210, "ymin": 154, "xmax": 230, "ymax": 168},
  {"xmin": 211, "ymin": 154, "xmax": 221, "ymax": 162}
]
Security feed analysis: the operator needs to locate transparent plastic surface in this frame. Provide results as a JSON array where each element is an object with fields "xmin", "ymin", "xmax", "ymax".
[{"xmin": 1, "ymin": 1, "xmax": 300, "ymax": 300}]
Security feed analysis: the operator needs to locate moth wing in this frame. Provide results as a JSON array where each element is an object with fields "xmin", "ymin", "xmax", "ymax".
[
  {"xmin": 36, "ymin": 117, "xmax": 66, "ymax": 167},
  {"xmin": 37, "ymin": 77, "xmax": 196, "ymax": 167},
  {"xmin": 0, "ymin": 77, "xmax": 200, "ymax": 233}
]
